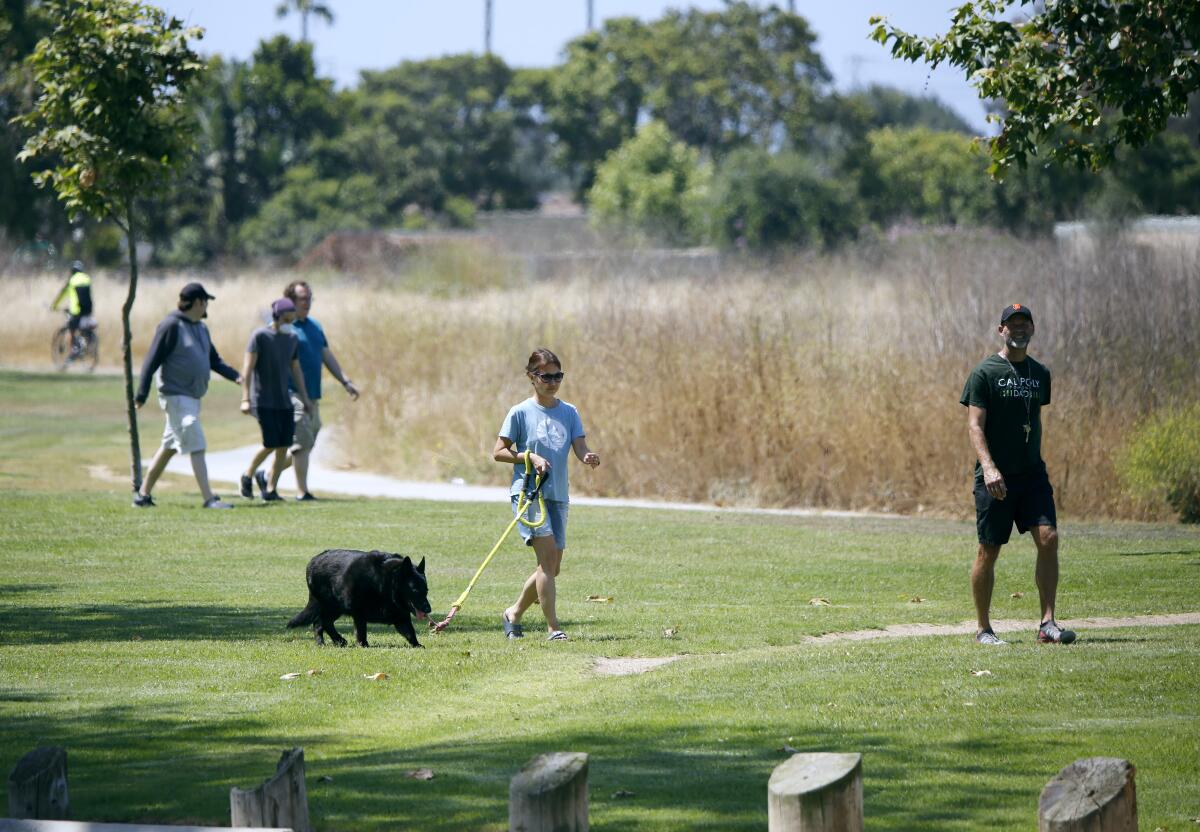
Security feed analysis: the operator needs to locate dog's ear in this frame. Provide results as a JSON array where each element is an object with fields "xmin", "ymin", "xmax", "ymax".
[{"xmin": 416, "ymin": 557, "xmax": 425, "ymax": 574}]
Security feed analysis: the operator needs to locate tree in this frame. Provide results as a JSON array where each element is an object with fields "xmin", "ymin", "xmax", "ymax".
[
  {"xmin": 275, "ymin": 0, "xmax": 333, "ymax": 44},
  {"xmin": 871, "ymin": 1, "xmax": 1200, "ymax": 176},
  {"xmin": 548, "ymin": 4, "xmax": 829, "ymax": 196},
  {"xmin": 860, "ymin": 127, "xmax": 998, "ymax": 227},
  {"xmin": 16, "ymin": 0, "xmax": 205, "ymax": 491}
]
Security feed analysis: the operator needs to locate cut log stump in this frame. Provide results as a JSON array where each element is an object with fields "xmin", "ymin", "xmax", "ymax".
[
  {"xmin": 768, "ymin": 752, "xmax": 863, "ymax": 832},
  {"xmin": 7, "ymin": 747, "xmax": 69, "ymax": 820},
  {"xmin": 230, "ymin": 748, "xmax": 310, "ymax": 832},
  {"xmin": 508, "ymin": 752, "xmax": 588, "ymax": 832},
  {"xmin": 1038, "ymin": 757, "xmax": 1136, "ymax": 832}
]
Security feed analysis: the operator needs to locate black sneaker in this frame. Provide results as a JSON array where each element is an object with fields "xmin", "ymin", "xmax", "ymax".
[
  {"xmin": 263, "ymin": 490, "xmax": 283, "ymax": 502},
  {"xmin": 132, "ymin": 493, "xmax": 156, "ymax": 508},
  {"xmin": 254, "ymin": 469, "xmax": 269, "ymax": 500},
  {"xmin": 295, "ymin": 492, "xmax": 317, "ymax": 502},
  {"xmin": 240, "ymin": 473, "xmax": 254, "ymax": 499}
]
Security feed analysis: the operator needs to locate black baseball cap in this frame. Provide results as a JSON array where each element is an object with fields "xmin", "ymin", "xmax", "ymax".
[
  {"xmin": 1000, "ymin": 303, "xmax": 1033, "ymax": 324},
  {"xmin": 179, "ymin": 282, "xmax": 216, "ymax": 301}
]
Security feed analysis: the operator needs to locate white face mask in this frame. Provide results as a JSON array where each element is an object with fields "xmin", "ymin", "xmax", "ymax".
[{"xmin": 279, "ymin": 323, "xmax": 296, "ymax": 335}]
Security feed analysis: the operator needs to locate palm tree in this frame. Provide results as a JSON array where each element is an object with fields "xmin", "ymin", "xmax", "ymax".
[{"xmin": 275, "ymin": 0, "xmax": 334, "ymax": 44}]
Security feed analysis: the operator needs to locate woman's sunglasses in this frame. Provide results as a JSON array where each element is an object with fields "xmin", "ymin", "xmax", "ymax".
[{"xmin": 533, "ymin": 371, "xmax": 565, "ymax": 383}]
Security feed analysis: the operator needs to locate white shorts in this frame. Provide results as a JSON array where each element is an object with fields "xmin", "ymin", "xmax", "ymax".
[{"xmin": 159, "ymin": 394, "xmax": 206, "ymax": 454}]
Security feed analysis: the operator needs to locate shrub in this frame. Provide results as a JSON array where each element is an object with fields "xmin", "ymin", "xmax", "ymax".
[
  {"xmin": 707, "ymin": 147, "xmax": 862, "ymax": 250},
  {"xmin": 441, "ymin": 196, "xmax": 477, "ymax": 229},
  {"xmin": 588, "ymin": 121, "xmax": 711, "ymax": 245},
  {"xmin": 1116, "ymin": 404, "xmax": 1200, "ymax": 522}
]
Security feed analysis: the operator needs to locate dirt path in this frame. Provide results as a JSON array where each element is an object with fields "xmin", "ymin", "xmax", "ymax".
[{"xmin": 591, "ymin": 612, "xmax": 1200, "ymax": 676}]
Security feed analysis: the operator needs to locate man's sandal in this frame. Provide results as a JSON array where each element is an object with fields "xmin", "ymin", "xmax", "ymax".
[{"xmin": 547, "ymin": 630, "xmax": 569, "ymax": 641}]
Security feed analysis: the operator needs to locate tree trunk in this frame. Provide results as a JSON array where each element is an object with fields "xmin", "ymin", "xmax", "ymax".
[
  {"xmin": 229, "ymin": 748, "xmax": 310, "ymax": 832},
  {"xmin": 768, "ymin": 752, "xmax": 863, "ymax": 832},
  {"xmin": 509, "ymin": 752, "xmax": 588, "ymax": 832},
  {"xmin": 122, "ymin": 198, "xmax": 143, "ymax": 492},
  {"xmin": 7, "ymin": 747, "xmax": 69, "ymax": 820},
  {"xmin": 1038, "ymin": 757, "xmax": 1137, "ymax": 832}
]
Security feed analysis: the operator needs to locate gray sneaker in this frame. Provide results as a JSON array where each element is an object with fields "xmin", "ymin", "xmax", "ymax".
[
  {"xmin": 976, "ymin": 630, "xmax": 1007, "ymax": 645},
  {"xmin": 203, "ymin": 497, "xmax": 234, "ymax": 510},
  {"xmin": 1038, "ymin": 620, "xmax": 1077, "ymax": 644}
]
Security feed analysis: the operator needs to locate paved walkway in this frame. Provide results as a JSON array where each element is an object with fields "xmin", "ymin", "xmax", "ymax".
[{"xmin": 166, "ymin": 429, "xmax": 889, "ymax": 518}]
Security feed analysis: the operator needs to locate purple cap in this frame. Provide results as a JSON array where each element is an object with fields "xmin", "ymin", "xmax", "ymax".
[{"xmin": 271, "ymin": 297, "xmax": 296, "ymax": 318}]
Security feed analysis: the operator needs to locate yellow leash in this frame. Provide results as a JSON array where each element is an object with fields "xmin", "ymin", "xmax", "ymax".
[{"xmin": 431, "ymin": 452, "xmax": 546, "ymax": 632}]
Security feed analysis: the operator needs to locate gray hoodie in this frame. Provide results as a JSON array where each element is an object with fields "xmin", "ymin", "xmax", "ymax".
[{"xmin": 135, "ymin": 310, "xmax": 239, "ymax": 403}]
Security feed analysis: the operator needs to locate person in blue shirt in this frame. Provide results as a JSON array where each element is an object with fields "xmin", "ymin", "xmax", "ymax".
[
  {"xmin": 493, "ymin": 347, "xmax": 600, "ymax": 642},
  {"xmin": 240, "ymin": 280, "xmax": 359, "ymax": 501}
]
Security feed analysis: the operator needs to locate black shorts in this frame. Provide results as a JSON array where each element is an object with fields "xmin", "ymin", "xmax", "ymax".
[
  {"xmin": 256, "ymin": 407, "xmax": 295, "ymax": 449},
  {"xmin": 974, "ymin": 468, "xmax": 1057, "ymax": 546},
  {"xmin": 67, "ymin": 314, "xmax": 82, "ymax": 331}
]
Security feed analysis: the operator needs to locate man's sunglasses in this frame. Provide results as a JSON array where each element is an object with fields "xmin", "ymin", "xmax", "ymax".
[{"xmin": 533, "ymin": 371, "xmax": 565, "ymax": 383}]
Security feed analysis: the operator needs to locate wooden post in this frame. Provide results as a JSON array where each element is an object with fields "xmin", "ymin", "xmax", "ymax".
[
  {"xmin": 1038, "ymin": 757, "xmax": 1137, "ymax": 832},
  {"xmin": 230, "ymin": 748, "xmax": 310, "ymax": 832},
  {"xmin": 7, "ymin": 747, "xmax": 69, "ymax": 820},
  {"xmin": 767, "ymin": 752, "xmax": 863, "ymax": 832},
  {"xmin": 508, "ymin": 752, "xmax": 588, "ymax": 832}
]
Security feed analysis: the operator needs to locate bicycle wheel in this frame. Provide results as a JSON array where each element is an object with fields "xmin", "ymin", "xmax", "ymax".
[
  {"xmin": 51, "ymin": 327, "xmax": 71, "ymax": 369},
  {"xmin": 81, "ymin": 330, "xmax": 99, "ymax": 371}
]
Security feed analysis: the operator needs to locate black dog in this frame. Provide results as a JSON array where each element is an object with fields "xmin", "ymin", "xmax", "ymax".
[{"xmin": 287, "ymin": 549, "xmax": 431, "ymax": 647}]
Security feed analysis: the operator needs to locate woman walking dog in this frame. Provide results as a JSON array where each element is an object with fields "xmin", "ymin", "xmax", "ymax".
[{"xmin": 494, "ymin": 348, "xmax": 600, "ymax": 642}]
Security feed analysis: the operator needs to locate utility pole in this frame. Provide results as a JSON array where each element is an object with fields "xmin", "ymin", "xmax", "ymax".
[
  {"xmin": 587, "ymin": 0, "xmax": 594, "ymax": 31},
  {"xmin": 787, "ymin": 0, "xmax": 795, "ymax": 13},
  {"xmin": 482, "ymin": 0, "xmax": 492, "ymax": 54}
]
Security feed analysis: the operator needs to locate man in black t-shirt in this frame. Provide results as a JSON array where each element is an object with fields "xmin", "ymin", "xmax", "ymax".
[
  {"xmin": 960, "ymin": 304, "xmax": 1076, "ymax": 646},
  {"xmin": 239, "ymin": 297, "xmax": 311, "ymax": 502}
]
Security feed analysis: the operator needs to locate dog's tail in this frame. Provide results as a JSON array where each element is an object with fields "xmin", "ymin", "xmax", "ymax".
[{"xmin": 287, "ymin": 598, "xmax": 320, "ymax": 629}]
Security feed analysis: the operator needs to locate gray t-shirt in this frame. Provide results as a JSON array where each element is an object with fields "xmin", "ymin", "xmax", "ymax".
[{"xmin": 247, "ymin": 326, "xmax": 299, "ymax": 409}]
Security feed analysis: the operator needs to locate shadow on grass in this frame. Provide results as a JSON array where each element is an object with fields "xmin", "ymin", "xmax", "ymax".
[
  {"xmin": 0, "ymin": 602, "xmax": 300, "ymax": 644},
  {"xmin": 0, "ymin": 698, "xmax": 1064, "ymax": 831}
]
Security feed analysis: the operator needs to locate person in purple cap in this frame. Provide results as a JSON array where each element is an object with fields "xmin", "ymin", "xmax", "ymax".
[
  {"xmin": 239, "ymin": 297, "xmax": 312, "ymax": 502},
  {"xmin": 960, "ymin": 303, "xmax": 1076, "ymax": 646},
  {"xmin": 134, "ymin": 282, "xmax": 242, "ymax": 509}
]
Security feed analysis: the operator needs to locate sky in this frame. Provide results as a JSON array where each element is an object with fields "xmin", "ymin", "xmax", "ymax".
[{"xmin": 156, "ymin": 1, "xmax": 991, "ymax": 131}]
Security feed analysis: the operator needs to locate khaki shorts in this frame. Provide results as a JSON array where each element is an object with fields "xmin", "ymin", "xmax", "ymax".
[
  {"xmin": 290, "ymin": 394, "xmax": 321, "ymax": 453},
  {"xmin": 159, "ymin": 394, "xmax": 206, "ymax": 454}
]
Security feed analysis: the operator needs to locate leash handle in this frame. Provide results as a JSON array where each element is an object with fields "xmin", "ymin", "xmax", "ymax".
[{"xmin": 517, "ymin": 451, "xmax": 547, "ymax": 529}]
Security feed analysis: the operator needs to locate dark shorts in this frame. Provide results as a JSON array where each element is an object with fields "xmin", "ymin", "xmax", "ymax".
[
  {"xmin": 256, "ymin": 407, "xmax": 295, "ymax": 449},
  {"xmin": 67, "ymin": 314, "xmax": 82, "ymax": 331},
  {"xmin": 974, "ymin": 468, "xmax": 1057, "ymax": 546}
]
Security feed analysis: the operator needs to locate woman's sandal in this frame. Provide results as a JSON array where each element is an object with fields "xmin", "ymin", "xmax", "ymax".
[
  {"xmin": 502, "ymin": 613, "xmax": 524, "ymax": 639},
  {"xmin": 547, "ymin": 630, "xmax": 569, "ymax": 641}
]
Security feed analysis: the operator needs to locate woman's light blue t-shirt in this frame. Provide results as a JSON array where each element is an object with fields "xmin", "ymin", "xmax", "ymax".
[{"xmin": 500, "ymin": 398, "xmax": 585, "ymax": 503}]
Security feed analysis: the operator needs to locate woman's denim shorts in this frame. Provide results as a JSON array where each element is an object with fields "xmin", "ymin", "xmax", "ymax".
[{"xmin": 512, "ymin": 496, "xmax": 568, "ymax": 550}]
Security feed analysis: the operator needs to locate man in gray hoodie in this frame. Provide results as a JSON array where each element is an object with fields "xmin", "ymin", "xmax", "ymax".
[{"xmin": 133, "ymin": 282, "xmax": 242, "ymax": 508}]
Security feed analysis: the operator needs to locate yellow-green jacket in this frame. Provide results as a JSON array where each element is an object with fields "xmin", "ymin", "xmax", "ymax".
[{"xmin": 52, "ymin": 271, "xmax": 93, "ymax": 316}]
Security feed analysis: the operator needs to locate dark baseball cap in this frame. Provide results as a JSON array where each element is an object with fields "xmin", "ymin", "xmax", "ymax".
[
  {"xmin": 271, "ymin": 297, "xmax": 296, "ymax": 318},
  {"xmin": 1000, "ymin": 303, "xmax": 1033, "ymax": 324},
  {"xmin": 179, "ymin": 282, "xmax": 216, "ymax": 301}
]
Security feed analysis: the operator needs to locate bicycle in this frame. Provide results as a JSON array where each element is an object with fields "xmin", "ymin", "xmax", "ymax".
[{"xmin": 52, "ymin": 313, "xmax": 99, "ymax": 371}]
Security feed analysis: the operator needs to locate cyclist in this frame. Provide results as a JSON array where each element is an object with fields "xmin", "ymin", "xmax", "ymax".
[{"xmin": 51, "ymin": 261, "xmax": 94, "ymax": 357}]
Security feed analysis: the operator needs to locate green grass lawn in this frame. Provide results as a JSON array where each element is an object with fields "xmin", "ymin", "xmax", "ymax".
[{"xmin": 2, "ymin": 370, "xmax": 1198, "ymax": 830}]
